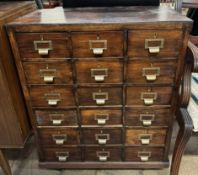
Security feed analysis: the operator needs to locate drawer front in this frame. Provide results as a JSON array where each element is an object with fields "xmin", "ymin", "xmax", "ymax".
[
  {"xmin": 125, "ymin": 128, "xmax": 167, "ymax": 146},
  {"xmin": 82, "ymin": 129, "xmax": 122, "ymax": 145},
  {"xmin": 126, "ymin": 86, "xmax": 173, "ymax": 106},
  {"xmin": 41, "ymin": 147, "xmax": 81, "ymax": 162},
  {"xmin": 126, "ymin": 60, "xmax": 177, "ymax": 84},
  {"xmin": 23, "ymin": 62, "xmax": 73, "ymax": 84},
  {"xmin": 125, "ymin": 108, "xmax": 171, "ymax": 127},
  {"xmin": 125, "ymin": 147, "xmax": 165, "ymax": 162},
  {"xmin": 128, "ymin": 30, "xmax": 182, "ymax": 58},
  {"xmin": 84, "ymin": 147, "xmax": 122, "ymax": 161},
  {"xmin": 75, "ymin": 60, "xmax": 123, "ymax": 84},
  {"xmin": 72, "ymin": 31, "xmax": 124, "ymax": 58},
  {"xmin": 78, "ymin": 87, "xmax": 122, "ymax": 106},
  {"xmin": 81, "ymin": 109, "xmax": 122, "ymax": 126},
  {"xmin": 35, "ymin": 110, "xmax": 78, "ymax": 126},
  {"xmin": 16, "ymin": 33, "xmax": 70, "ymax": 60},
  {"xmin": 29, "ymin": 86, "xmax": 75, "ymax": 107},
  {"xmin": 38, "ymin": 128, "xmax": 80, "ymax": 146}
]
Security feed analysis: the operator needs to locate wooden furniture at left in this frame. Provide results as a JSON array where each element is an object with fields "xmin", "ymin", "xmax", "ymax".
[{"xmin": 0, "ymin": 2, "xmax": 36, "ymax": 175}]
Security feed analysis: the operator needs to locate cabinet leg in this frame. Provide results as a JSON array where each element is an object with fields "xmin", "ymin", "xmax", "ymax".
[{"xmin": 0, "ymin": 149, "xmax": 12, "ymax": 175}]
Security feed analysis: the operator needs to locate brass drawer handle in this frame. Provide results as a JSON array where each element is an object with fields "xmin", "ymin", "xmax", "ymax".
[
  {"xmin": 34, "ymin": 40, "xmax": 53, "ymax": 56},
  {"xmin": 140, "ymin": 114, "xmax": 155, "ymax": 127},
  {"xmin": 45, "ymin": 93, "xmax": 61, "ymax": 106},
  {"xmin": 97, "ymin": 151, "xmax": 110, "ymax": 162},
  {"xmin": 138, "ymin": 151, "xmax": 151, "ymax": 162},
  {"xmin": 56, "ymin": 152, "xmax": 69, "ymax": 162},
  {"xmin": 89, "ymin": 40, "xmax": 107, "ymax": 55},
  {"xmin": 94, "ymin": 113, "xmax": 109, "ymax": 125},
  {"xmin": 49, "ymin": 113, "xmax": 65, "ymax": 125},
  {"xmin": 142, "ymin": 67, "xmax": 160, "ymax": 81},
  {"xmin": 91, "ymin": 68, "xmax": 108, "ymax": 82},
  {"xmin": 40, "ymin": 68, "xmax": 57, "ymax": 83},
  {"xmin": 52, "ymin": 134, "xmax": 67, "ymax": 145},
  {"xmin": 95, "ymin": 133, "xmax": 110, "ymax": 145},
  {"xmin": 93, "ymin": 91, "xmax": 108, "ymax": 105},
  {"xmin": 141, "ymin": 92, "xmax": 157, "ymax": 105},
  {"xmin": 139, "ymin": 134, "xmax": 152, "ymax": 145},
  {"xmin": 145, "ymin": 38, "xmax": 164, "ymax": 54}
]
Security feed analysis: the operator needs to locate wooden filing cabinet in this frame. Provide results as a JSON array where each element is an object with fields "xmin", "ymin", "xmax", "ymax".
[{"xmin": 6, "ymin": 6, "xmax": 192, "ymax": 169}]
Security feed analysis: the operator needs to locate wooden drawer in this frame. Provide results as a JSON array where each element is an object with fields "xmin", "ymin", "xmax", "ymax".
[
  {"xmin": 84, "ymin": 147, "xmax": 122, "ymax": 161},
  {"xmin": 35, "ymin": 110, "xmax": 78, "ymax": 126},
  {"xmin": 29, "ymin": 86, "xmax": 75, "ymax": 107},
  {"xmin": 128, "ymin": 30, "xmax": 183, "ymax": 58},
  {"xmin": 126, "ymin": 60, "xmax": 177, "ymax": 84},
  {"xmin": 80, "ymin": 109, "xmax": 122, "ymax": 126},
  {"xmin": 78, "ymin": 87, "xmax": 122, "ymax": 106},
  {"xmin": 82, "ymin": 128, "xmax": 122, "ymax": 145},
  {"xmin": 125, "ymin": 107, "xmax": 171, "ymax": 127},
  {"xmin": 125, "ymin": 128, "xmax": 167, "ymax": 146},
  {"xmin": 125, "ymin": 147, "xmax": 165, "ymax": 162},
  {"xmin": 126, "ymin": 86, "xmax": 173, "ymax": 106},
  {"xmin": 38, "ymin": 128, "xmax": 80, "ymax": 146},
  {"xmin": 72, "ymin": 31, "xmax": 124, "ymax": 58},
  {"xmin": 23, "ymin": 62, "xmax": 73, "ymax": 84},
  {"xmin": 16, "ymin": 33, "xmax": 70, "ymax": 60},
  {"xmin": 41, "ymin": 147, "xmax": 81, "ymax": 162},
  {"xmin": 75, "ymin": 60, "xmax": 123, "ymax": 84}
]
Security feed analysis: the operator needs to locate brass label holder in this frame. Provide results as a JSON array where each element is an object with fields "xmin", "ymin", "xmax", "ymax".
[
  {"xmin": 97, "ymin": 151, "xmax": 110, "ymax": 162},
  {"xmin": 138, "ymin": 151, "xmax": 151, "ymax": 162},
  {"xmin": 56, "ymin": 152, "xmax": 69, "ymax": 162},
  {"xmin": 95, "ymin": 133, "xmax": 110, "ymax": 145},
  {"xmin": 93, "ymin": 91, "xmax": 109, "ymax": 105},
  {"xmin": 145, "ymin": 38, "xmax": 164, "ymax": 54},
  {"xmin": 89, "ymin": 40, "xmax": 107, "ymax": 55},
  {"xmin": 34, "ymin": 40, "xmax": 53, "ymax": 56},
  {"xmin": 142, "ymin": 67, "xmax": 160, "ymax": 81},
  {"xmin": 91, "ymin": 68, "xmax": 108, "ymax": 82}
]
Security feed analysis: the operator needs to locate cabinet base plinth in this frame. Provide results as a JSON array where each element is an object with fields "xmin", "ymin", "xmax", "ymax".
[{"xmin": 39, "ymin": 161, "xmax": 169, "ymax": 169}]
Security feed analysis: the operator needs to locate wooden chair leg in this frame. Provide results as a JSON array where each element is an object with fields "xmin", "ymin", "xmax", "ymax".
[
  {"xmin": 170, "ymin": 108, "xmax": 193, "ymax": 175},
  {"xmin": 0, "ymin": 149, "xmax": 12, "ymax": 175}
]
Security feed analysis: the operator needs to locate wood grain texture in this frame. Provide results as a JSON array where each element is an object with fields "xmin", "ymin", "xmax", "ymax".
[
  {"xmin": 125, "ymin": 107, "xmax": 171, "ymax": 126},
  {"xmin": 38, "ymin": 128, "xmax": 80, "ymax": 146},
  {"xmin": 82, "ymin": 128, "xmax": 122, "ymax": 145},
  {"xmin": 29, "ymin": 85, "xmax": 75, "ymax": 107},
  {"xmin": 125, "ymin": 128, "xmax": 167, "ymax": 145},
  {"xmin": 35, "ymin": 109, "xmax": 78, "ymax": 126},
  {"xmin": 72, "ymin": 31, "xmax": 124, "ymax": 58},
  {"xmin": 23, "ymin": 62, "xmax": 73, "ymax": 84},
  {"xmin": 15, "ymin": 33, "xmax": 70, "ymax": 60},
  {"xmin": 75, "ymin": 59, "xmax": 123, "ymax": 84},
  {"xmin": 128, "ymin": 30, "xmax": 183, "ymax": 58},
  {"xmin": 126, "ymin": 86, "xmax": 173, "ymax": 106},
  {"xmin": 126, "ymin": 60, "xmax": 177, "ymax": 85},
  {"xmin": 80, "ymin": 108, "xmax": 122, "ymax": 126},
  {"xmin": 41, "ymin": 147, "xmax": 82, "ymax": 162},
  {"xmin": 125, "ymin": 147, "xmax": 165, "ymax": 161},
  {"xmin": 0, "ymin": 1, "xmax": 36, "ymax": 148}
]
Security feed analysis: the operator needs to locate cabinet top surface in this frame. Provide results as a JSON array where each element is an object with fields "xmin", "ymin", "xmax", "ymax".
[
  {"xmin": 8, "ymin": 6, "xmax": 191, "ymax": 26},
  {"xmin": 0, "ymin": 1, "xmax": 35, "ymax": 19}
]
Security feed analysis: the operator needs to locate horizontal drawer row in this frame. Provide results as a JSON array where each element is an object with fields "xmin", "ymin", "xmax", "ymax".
[
  {"xmin": 29, "ymin": 86, "xmax": 173, "ymax": 107},
  {"xmin": 35, "ymin": 108, "xmax": 171, "ymax": 127},
  {"xmin": 16, "ymin": 30, "xmax": 182, "ymax": 60},
  {"xmin": 40, "ymin": 146, "xmax": 165, "ymax": 162},
  {"xmin": 23, "ymin": 60, "xmax": 177, "ymax": 85},
  {"xmin": 38, "ymin": 128, "xmax": 167, "ymax": 146}
]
